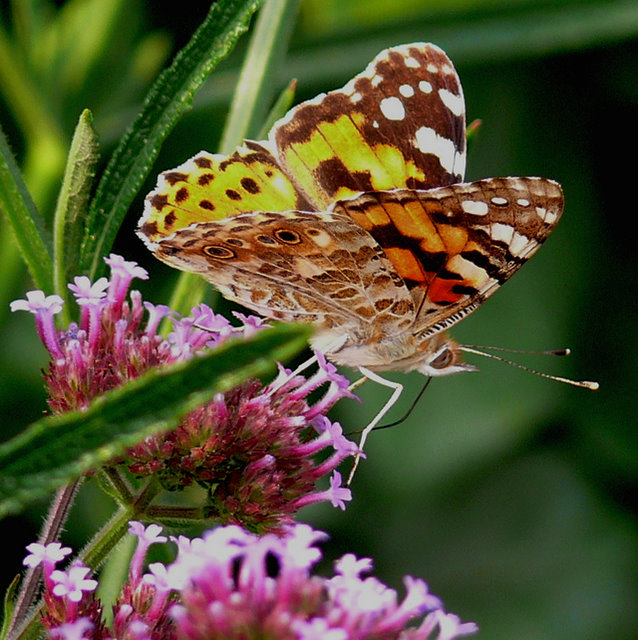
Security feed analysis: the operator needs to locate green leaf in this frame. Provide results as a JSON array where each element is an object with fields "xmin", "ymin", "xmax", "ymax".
[
  {"xmin": 219, "ymin": 0, "xmax": 302, "ymax": 151},
  {"xmin": 0, "ymin": 323, "xmax": 311, "ymax": 518},
  {"xmin": 257, "ymin": 77, "xmax": 297, "ymax": 139},
  {"xmin": 53, "ymin": 109, "xmax": 100, "ymax": 305},
  {"xmin": 0, "ymin": 126, "xmax": 53, "ymax": 291},
  {"xmin": 0, "ymin": 574, "xmax": 20, "ymax": 640},
  {"xmin": 79, "ymin": 0, "xmax": 266, "ymax": 280}
]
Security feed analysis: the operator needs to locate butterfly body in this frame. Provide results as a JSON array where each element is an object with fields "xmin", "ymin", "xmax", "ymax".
[{"xmin": 139, "ymin": 42, "xmax": 563, "ymax": 380}]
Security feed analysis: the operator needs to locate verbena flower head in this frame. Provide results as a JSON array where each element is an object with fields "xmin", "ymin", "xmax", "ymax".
[
  {"xmin": 28, "ymin": 522, "xmax": 478, "ymax": 640},
  {"xmin": 11, "ymin": 255, "xmax": 357, "ymax": 530}
]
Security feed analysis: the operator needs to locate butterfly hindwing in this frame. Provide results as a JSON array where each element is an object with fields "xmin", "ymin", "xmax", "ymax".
[
  {"xmin": 332, "ymin": 177, "xmax": 564, "ymax": 335},
  {"xmin": 271, "ymin": 43, "xmax": 466, "ymax": 210},
  {"xmin": 153, "ymin": 210, "xmax": 415, "ymax": 336}
]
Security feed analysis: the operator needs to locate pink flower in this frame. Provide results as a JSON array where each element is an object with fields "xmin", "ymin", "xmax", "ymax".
[
  {"xmin": 23, "ymin": 542, "xmax": 72, "ymax": 569},
  {"xmin": 50, "ymin": 564, "xmax": 97, "ymax": 603},
  {"xmin": 12, "ymin": 255, "xmax": 357, "ymax": 531},
  {"xmin": 31, "ymin": 524, "xmax": 476, "ymax": 640}
]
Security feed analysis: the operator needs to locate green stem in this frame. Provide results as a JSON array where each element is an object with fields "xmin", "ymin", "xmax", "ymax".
[
  {"xmin": 6, "ymin": 480, "xmax": 83, "ymax": 640},
  {"xmin": 80, "ymin": 478, "xmax": 162, "ymax": 571}
]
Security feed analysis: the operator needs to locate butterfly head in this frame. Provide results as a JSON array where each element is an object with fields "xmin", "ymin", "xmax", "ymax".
[{"xmin": 416, "ymin": 331, "xmax": 478, "ymax": 377}]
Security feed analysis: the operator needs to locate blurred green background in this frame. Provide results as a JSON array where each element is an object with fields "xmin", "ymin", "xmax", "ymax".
[{"xmin": 1, "ymin": 1, "xmax": 637, "ymax": 638}]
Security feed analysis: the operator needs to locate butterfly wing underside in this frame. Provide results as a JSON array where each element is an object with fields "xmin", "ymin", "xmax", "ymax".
[
  {"xmin": 137, "ymin": 42, "xmax": 564, "ymax": 370},
  {"xmin": 138, "ymin": 42, "xmax": 467, "ymax": 250},
  {"xmin": 153, "ymin": 210, "xmax": 416, "ymax": 341},
  {"xmin": 332, "ymin": 177, "xmax": 564, "ymax": 337},
  {"xmin": 138, "ymin": 143, "xmax": 312, "ymax": 245},
  {"xmin": 271, "ymin": 42, "xmax": 466, "ymax": 209}
]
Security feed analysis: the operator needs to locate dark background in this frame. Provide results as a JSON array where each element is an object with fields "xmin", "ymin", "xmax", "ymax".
[{"xmin": 1, "ymin": 1, "xmax": 636, "ymax": 638}]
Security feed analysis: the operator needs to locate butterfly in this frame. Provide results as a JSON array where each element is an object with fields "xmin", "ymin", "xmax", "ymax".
[{"xmin": 138, "ymin": 43, "xmax": 587, "ymax": 478}]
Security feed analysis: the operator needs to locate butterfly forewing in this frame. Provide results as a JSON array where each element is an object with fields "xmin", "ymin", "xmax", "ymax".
[
  {"xmin": 332, "ymin": 177, "xmax": 563, "ymax": 335},
  {"xmin": 271, "ymin": 43, "xmax": 466, "ymax": 210}
]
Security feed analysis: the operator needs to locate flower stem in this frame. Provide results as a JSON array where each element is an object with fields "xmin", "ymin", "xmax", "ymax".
[
  {"xmin": 7, "ymin": 480, "xmax": 83, "ymax": 640},
  {"xmin": 79, "ymin": 479, "xmax": 162, "ymax": 571}
]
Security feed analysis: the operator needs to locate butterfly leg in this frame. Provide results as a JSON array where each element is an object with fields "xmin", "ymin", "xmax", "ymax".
[
  {"xmin": 347, "ymin": 367, "xmax": 403, "ymax": 485},
  {"xmin": 267, "ymin": 353, "xmax": 320, "ymax": 395},
  {"xmin": 268, "ymin": 336, "xmax": 349, "ymax": 395}
]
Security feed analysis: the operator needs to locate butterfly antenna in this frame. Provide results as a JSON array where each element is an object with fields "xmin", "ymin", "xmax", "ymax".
[
  {"xmin": 463, "ymin": 344, "xmax": 572, "ymax": 356},
  {"xmin": 374, "ymin": 377, "xmax": 433, "ymax": 430},
  {"xmin": 459, "ymin": 345, "xmax": 599, "ymax": 390}
]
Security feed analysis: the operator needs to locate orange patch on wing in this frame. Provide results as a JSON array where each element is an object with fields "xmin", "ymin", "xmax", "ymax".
[
  {"xmin": 427, "ymin": 277, "xmax": 466, "ymax": 305},
  {"xmin": 437, "ymin": 224, "xmax": 468, "ymax": 254},
  {"xmin": 383, "ymin": 247, "xmax": 426, "ymax": 283},
  {"xmin": 388, "ymin": 199, "xmax": 444, "ymax": 252}
]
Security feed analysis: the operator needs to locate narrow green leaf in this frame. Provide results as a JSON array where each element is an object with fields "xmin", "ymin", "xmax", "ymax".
[
  {"xmin": 53, "ymin": 109, "xmax": 100, "ymax": 305},
  {"xmin": 0, "ymin": 21, "xmax": 65, "ymax": 156},
  {"xmin": 0, "ymin": 323, "xmax": 311, "ymax": 518},
  {"xmin": 257, "ymin": 78, "xmax": 297, "ymax": 139},
  {"xmin": 1, "ymin": 574, "xmax": 20, "ymax": 640},
  {"xmin": 0, "ymin": 126, "xmax": 53, "ymax": 291},
  {"xmin": 219, "ymin": 0, "xmax": 302, "ymax": 151},
  {"xmin": 49, "ymin": 0, "xmax": 127, "ymax": 95},
  {"xmin": 79, "ymin": 0, "xmax": 265, "ymax": 280}
]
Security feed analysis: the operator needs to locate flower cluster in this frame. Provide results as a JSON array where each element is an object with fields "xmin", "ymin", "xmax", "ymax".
[
  {"xmin": 11, "ymin": 255, "xmax": 358, "ymax": 529},
  {"xmin": 26, "ymin": 522, "xmax": 477, "ymax": 640}
]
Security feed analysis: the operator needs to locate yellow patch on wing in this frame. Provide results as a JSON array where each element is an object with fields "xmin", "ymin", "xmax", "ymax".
[{"xmin": 139, "ymin": 144, "xmax": 306, "ymax": 244}]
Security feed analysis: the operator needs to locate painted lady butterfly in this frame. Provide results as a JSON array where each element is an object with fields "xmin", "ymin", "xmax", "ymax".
[{"xmin": 138, "ymin": 43, "xmax": 595, "ymax": 477}]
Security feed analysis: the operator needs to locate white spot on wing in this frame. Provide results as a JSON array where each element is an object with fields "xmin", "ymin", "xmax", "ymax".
[
  {"xmin": 517, "ymin": 198, "xmax": 530, "ymax": 207},
  {"xmin": 419, "ymin": 80, "xmax": 433, "ymax": 93},
  {"xmin": 461, "ymin": 200, "xmax": 489, "ymax": 216},
  {"xmin": 544, "ymin": 208, "xmax": 558, "ymax": 224},
  {"xmin": 308, "ymin": 229, "xmax": 332, "ymax": 248},
  {"xmin": 447, "ymin": 254, "xmax": 488, "ymax": 285},
  {"xmin": 405, "ymin": 56, "xmax": 419, "ymax": 68},
  {"xmin": 438, "ymin": 88, "xmax": 464, "ymax": 117},
  {"xmin": 491, "ymin": 223, "xmax": 514, "ymax": 244},
  {"xmin": 491, "ymin": 196, "xmax": 508, "ymax": 206},
  {"xmin": 380, "ymin": 96, "xmax": 406, "ymax": 121},
  {"xmin": 413, "ymin": 127, "xmax": 464, "ymax": 177},
  {"xmin": 510, "ymin": 232, "xmax": 532, "ymax": 257},
  {"xmin": 399, "ymin": 84, "xmax": 415, "ymax": 98}
]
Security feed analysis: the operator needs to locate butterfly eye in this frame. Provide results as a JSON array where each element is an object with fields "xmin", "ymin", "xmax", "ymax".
[
  {"xmin": 203, "ymin": 245, "xmax": 235, "ymax": 259},
  {"xmin": 274, "ymin": 229, "xmax": 301, "ymax": 244},
  {"xmin": 430, "ymin": 347, "xmax": 454, "ymax": 369}
]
